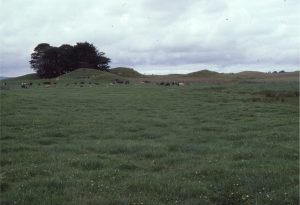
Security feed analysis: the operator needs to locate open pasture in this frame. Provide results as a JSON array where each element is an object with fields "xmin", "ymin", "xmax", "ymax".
[{"xmin": 0, "ymin": 75, "xmax": 299, "ymax": 205}]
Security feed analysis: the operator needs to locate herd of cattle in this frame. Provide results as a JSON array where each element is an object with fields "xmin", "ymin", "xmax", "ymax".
[
  {"xmin": 2, "ymin": 79, "xmax": 185, "ymax": 89},
  {"xmin": 157, "ymin": 81, "xmax": 185, "ymax": 86},
  {"xmin": 111, "ymin": 79, "xmax": 130, "ymax": 85}
]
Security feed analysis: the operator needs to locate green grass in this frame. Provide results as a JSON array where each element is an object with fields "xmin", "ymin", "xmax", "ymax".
[{"xmin": 0, "ymin": 80, "xmax": 299, "ymax": 205}]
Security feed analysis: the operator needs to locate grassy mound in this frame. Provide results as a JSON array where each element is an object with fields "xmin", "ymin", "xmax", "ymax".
[
  {"xmin": 3, "ymin": 68, "xmax": 128, "ymax": 86},
  {"xmin": 186, "ymin": 69, "xmax": 219, "ymax": 77},
  {"xmin": 59, "ymin": 68, "xmax": 127, "ymax": 83},
  {"xmin": 110, "ymin": 67, "xmax": 142, "ymax": 77}
]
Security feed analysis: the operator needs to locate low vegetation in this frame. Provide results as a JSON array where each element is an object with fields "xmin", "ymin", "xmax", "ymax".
[{"xmin": 0, "ymin": 69, "xmax": 299, "ymax": 205}]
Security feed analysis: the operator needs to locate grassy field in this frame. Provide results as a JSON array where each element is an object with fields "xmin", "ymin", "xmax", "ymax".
[{"xmin": 0, "ymin": 72, "xmax": 299, "ymax": 204}]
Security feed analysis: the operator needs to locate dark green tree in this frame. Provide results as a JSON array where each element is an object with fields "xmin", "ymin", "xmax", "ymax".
[
  {"xmin": 29, "ymin": 43, "xmax": 51, "ymax": 77},
  {"xmin": 73, "ymin": 42, "xmax": 111, "ymax": 71},
  {"xmin": 29, "ymin": 42, "xmax": 111, "ymax": 78},
  {"xmin": 42, "ymin": 47, "xmax": 62, "ymax": 78},
  {"xmin": 58, "ymin": 44, "xmax": 76, "ymax": 73}
]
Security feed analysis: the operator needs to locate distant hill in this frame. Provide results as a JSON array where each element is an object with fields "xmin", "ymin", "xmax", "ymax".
[
  {"xmin": 236, "ymin": 71, "xmax": 265, "ymax": 76},
  {"xmin": 110, "ymin": 67, "xmax": 142, "ymax": 77},
  {"xmin": 3, "ymin": 73, "xmax": 39, "ymax": 82},
  {"xmin": 0, "ymin": 76, "xmax": 10, "ymax": 80},
  {"xmin": 3, "ymin": 69, "xmax": 298, "ymax": 85},
  {"xmin": 186, "ymin": 69, "xmax": 219, "ymax": 77},
  {"xmin": 13, "ymin": 73, "xmax": 39, "ymax": 80}
]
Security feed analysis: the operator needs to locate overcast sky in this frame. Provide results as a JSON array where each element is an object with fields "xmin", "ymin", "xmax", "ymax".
[{"xmin": 0, "ymin": 0, "xmax": 299, "ymax": 76}]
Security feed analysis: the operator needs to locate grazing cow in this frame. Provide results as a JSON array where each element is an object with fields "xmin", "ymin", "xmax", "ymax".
[
  {"xmin": 0, "ymin": 83, "xmax": 9, "ymax": 90},
  {"xmin": 159, "ymin": 82, "xmax": 165, "ymax": 85},
  {"xmin": 125, "ymin": 80, "xmax": 130, "ymax": 85},
  {"xmin": 113, "ymin": 79, "xmax": 124, "ymax": 84},
  {"xmin": 178, "ymin": 82, "xmax": 185, "ymax": 86},
  {"xmin": 165, "ymin": 82, "xmax": 170, "ymax": 86},
  {"xmin": 21, "ymin": 82, "xmax": 28, "ymax": 88}
]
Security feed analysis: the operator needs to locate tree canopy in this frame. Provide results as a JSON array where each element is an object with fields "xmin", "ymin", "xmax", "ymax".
[{"xmin": 30, "ymin": 42, "xmax": 111, "ymax": 78}]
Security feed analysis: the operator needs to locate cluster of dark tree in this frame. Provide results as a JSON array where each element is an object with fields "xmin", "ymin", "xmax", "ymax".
[{"xmin": 30, "ymin": 42, "xmax": 111, "ymax": 78}]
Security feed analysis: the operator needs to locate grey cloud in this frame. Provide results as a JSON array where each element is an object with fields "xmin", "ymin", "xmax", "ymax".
[{"xmin": 0, "ymin": 0, "xmax": 299, "ymax": 77}]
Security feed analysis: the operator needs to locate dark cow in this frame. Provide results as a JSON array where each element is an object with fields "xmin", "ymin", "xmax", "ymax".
[{"xmin": 113, "ymin": 79, "xmax": 124, "ymax": 84}]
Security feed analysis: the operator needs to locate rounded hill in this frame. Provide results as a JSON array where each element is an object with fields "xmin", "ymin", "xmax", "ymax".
[
  {"xmin": 110, "ymin": 67, "xmax": 142, "ymax": 78},
  {"xmin": 3, "ymin": 68, "xmax": 129, "ymax": 85},
  {"xmin": 58, "ymin": 68, "xmax": 128, "ymax": 82},
  {"xmin": 186, "ymin": 69, "xmax": 219, "ymax": 77}
]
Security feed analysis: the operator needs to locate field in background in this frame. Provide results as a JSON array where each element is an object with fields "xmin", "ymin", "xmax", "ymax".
[{"xmin": 0, "ymin": 69, "xmax": 299, "ymax": 205}]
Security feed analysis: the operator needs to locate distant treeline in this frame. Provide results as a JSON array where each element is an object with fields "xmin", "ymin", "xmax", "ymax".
[{"xmin": 30, "ymin": 42, "xmax": 111, "ymax": 78}]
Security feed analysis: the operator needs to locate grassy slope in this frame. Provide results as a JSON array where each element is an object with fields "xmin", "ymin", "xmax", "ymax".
[
  {"xmin": 0, "ymin": 80, "xmax": 299, "ymax": 205},
  {"xmin": 59, "ymin": 68, "xmax": 128, "ymax": 82},
  {"xmin": 110, "ymin": 67, "xmax": 143, "ymax": 78},
  {"xmin": 1, "ymin": 68, "xmax": 129, "ymax": 89}
]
